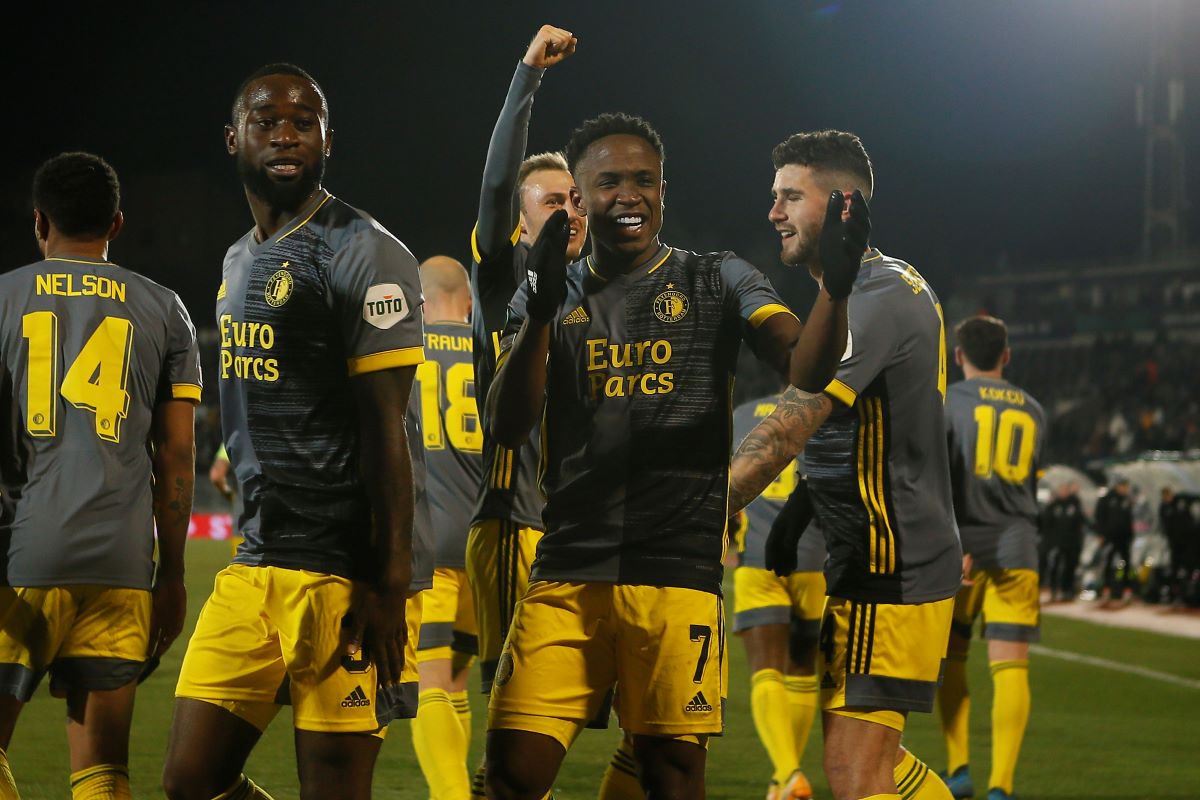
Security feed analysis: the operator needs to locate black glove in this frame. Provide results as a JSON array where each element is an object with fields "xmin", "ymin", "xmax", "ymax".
[
  {"xmin": 819, "ymin": 189, "xmax": 870, "ymax": 300},
  {"xmin": 524, "ymin": 208, "xmax": 571, "ymax": 322},
  {"xmin": 765, "ymin": 479, "xmax": 814, "ymax": 577}
]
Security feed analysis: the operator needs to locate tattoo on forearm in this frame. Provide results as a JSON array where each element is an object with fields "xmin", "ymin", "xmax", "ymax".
[
  {"xmin": 160, "ymin": 476, "xmax": 193, "ymax": 530},
  {"xmin": 728, "ymin": 387, "xmax": 832, "ymax": 513}
]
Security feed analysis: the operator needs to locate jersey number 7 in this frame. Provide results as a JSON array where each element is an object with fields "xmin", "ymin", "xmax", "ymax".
[{"xmin": 22, "ymin": 311, "xmax": 134, "ymax": 443}]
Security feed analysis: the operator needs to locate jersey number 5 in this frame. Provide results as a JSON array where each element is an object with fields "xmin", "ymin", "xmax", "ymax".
[
  {"xmin": 972, "ymin": 405, "xmax": 1037, "ymax": 484},
  {"xmin": 22, "ymin": 312, "xmax": 134, "ymax": 444},
  {"xmin": 415, "ymin": 360, "xmax": 481, "ymax": 453}
]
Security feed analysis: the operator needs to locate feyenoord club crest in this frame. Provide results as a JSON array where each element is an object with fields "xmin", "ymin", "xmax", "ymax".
[
  {"xmin": 264, "ymin": 269, "xmax": 293, "ymax": 307},
  {"xmin": 653, "ymin": 284, "xmax": 689, "ymax": 323}
]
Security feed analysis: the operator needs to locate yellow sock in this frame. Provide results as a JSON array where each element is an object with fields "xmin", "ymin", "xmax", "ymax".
[
  {"xmin": 213, "ymin": 774, "xmax": 275, "ymax": 800},
  {"xmin": 69, "ymin": 765, "xmax": 130, "ymax": 800},
  {"xmin": 0, "ymin": 747, "xmax": 18, "ymax": 800},
  {"xmin": 470, "ymin": 762, "xmax": 486, "ymax": 797},
  {"xmin": 598, "ymin": 735, "xmax": 643, "ymax": 799},
  {"xmin": 989, "ymin": 659, "xmax": 1030, "ymax": 795},
  {"xmin": 895, "ymin": 748, "xmax": 953, "ymax": 800},
  {"xmin": 451, "ymin": 689, "xmax": 472, "ymax": 744},
  {"xmin": 784, "ymin": 674, "xmax": 818, "ymax": 765},
  {"xmin": 751, "ymin": 668, "xmax": 798, "ymax": 783},
  {"xmin": 413, "ymin": 688, "xmax": 470, "ymax": 799},
  {"xmin": 937, "ymin": 653, "xmax": 970, "ymax": 774}
]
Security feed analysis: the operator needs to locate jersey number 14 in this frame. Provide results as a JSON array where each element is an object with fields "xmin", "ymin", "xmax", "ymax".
[{"xmin": 22, "ymin": 312, "xmax": 134, "ymax": 443}]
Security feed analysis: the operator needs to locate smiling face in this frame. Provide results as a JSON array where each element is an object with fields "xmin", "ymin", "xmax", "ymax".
[
  {"xmin": 573, "ymin": 134, "xmax": 664, "ymax": 265},
  {"xmin": 519, "ymin": 168, "xmax": 587, "ymax": 259},
  {"xmin": 768, "ymin": 163, "xmax": 830, "ymax": 273},
  {"xmin": 226, "ymin": 73, "xmax": 331, "ymax": 213}
]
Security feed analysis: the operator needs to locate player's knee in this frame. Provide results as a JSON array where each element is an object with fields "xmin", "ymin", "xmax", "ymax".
[
  {"xmin": 484, "ymin": 748, "xmax": 553, "ymax": 800},
  {"xmin": 633, "ymin": 737, "xmax": 705, "ymax": 799},
  {"xmin": 162, "ymin": 758, "xmax": 224, "ymax": 800},
  {"xmin": 483, "ymin": 764, "xmax": 550, "ymax": 800}
]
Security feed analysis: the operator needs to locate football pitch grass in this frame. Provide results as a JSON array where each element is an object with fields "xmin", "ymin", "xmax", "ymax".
[{"xmin": 6, "ymin": 540, "xmax": 1199, "ymax": 799}]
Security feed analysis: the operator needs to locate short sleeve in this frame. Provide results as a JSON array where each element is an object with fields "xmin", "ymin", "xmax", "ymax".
[
  {"xmin": 824, "ymin": 288, "xmax": 898, "ymax": 407},
  {"xmin": 327, "ymin": 229, "xmax": 426, "ymax": 376},
  {"xmin": 162, "ymin": 293, "xmax": 202, "ymax": 403},
  {"xmin": 720, "ymin": 254, "xmax": 797, "ymax": 330}
]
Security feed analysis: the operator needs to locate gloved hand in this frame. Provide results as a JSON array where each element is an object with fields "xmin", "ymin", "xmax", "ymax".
[
  {"xmin": 819, "ymin": 189, "xmax": 871, "ymax": 300},
  {"xmin": 765, "ymin": 479, "xmax": 814, "ymax": 578},
  {"xmin": 524, "ymin": 208, "xmax": 571, "ymax": 322}
]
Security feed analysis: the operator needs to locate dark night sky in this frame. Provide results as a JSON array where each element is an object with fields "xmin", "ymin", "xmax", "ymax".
[{"xmin": 5, "ymin": 0, "xmax": 1198, "ymax": 320}]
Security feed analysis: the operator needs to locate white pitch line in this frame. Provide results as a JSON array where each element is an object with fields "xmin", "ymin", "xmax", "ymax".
[{"xmin": 1030, "ymin": 644, "xmax": 1200, "ymax": 690}]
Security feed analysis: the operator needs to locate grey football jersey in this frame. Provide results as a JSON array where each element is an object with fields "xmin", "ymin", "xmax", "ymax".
[
  {"xmin": 217, "ymin": 192, "xmax": 432, "ymax": 587},
  {"xmin": 732, "ymin": 396, "xmax": 825, "ymax": 572},
  {"xmin": 805, "ymin": 250, "xmax": 962, "ymax": 604},
  {"xmin": 410, "ymin": 321, "xmax": 483, "ymax": 568},
  {"xmin": 501, "ymin": 245, "xmax": 795, "ymax": 594},
  {"xmin": 0, "ymin": 256, "xmax": 201, "ymax": 588},
  {"xmin": 946, "ymin": 377, "xmax": 1045, "ymax": 570}
]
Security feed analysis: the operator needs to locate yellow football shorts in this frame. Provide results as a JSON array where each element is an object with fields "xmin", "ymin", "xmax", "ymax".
[
  {"xmin": 489, "ymin": 581, "xmax": 726, "ymax": 749},
  {"xmin": 732, "ymin": 567, "xmax": 826, "ymax": 636},
  {"xmin": 418, "ymin": 567, "xmax": 477, "ymax": 664},
  {"xmin": 176, "ymin": 564, "xmax": 421, "ymax": 735},
  {"xmin": 465, "ymin": 519, "xmax": 542, "ymax": 692},
  {"xmin": 951, "ymin": 568, "xmax": 1040, "ymax": 644},
  {"xmin": 0, "ymin": 585, "xmax": 150, "ymax": 701},
  {"xmin": 819, "ymin": 595, "xmax": 953, "ymax": 732}
]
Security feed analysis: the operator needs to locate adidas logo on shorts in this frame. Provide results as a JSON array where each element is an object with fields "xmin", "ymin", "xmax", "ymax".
[
  {"xmin": 683, "ymin": 691, "xmax": 713, "ymax": 713},
  {"xmin": 341, "ymin": 686, "xmax": 371, "ymax": 708}
]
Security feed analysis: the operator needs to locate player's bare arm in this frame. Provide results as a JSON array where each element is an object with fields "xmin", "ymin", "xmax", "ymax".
[
  {"xmin": 348, "ymin": 365, "xmax": 417, "ymax": 687},
  {"xmin": 476, "ymin": 24, "xmax": 577, "ymax": 260},
  {"xmin": 751, "ymin": 296, "xmax": 847, "ymax": 394},
  {"xmin": 727, "ymin": 387, "xmax": 833, "ymax": 514},
  {"xmin": 150, "ymin": 399, "xmax": 196, "ymax": 658}
]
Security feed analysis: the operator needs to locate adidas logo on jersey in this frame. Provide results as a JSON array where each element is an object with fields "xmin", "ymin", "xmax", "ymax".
[
  {"xmin": 562, "ymin": 306, "xmax": 590, "ymax": 325},
  {"xmin": 684, "ymin": 691, "xmax": 713, "ymax": 713},
  {"xmin": 341, "ymin": 686, "xmax": 371, "ymax": 708}
]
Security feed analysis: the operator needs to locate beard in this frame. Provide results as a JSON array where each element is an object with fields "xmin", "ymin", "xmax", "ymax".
[
  {"xmin": 782, "ymin": 217, "xmax": 822, "ymax": 271},
  {"xmin": 237, "ymin": 151, "xmax": 326, "ymax": 213}
]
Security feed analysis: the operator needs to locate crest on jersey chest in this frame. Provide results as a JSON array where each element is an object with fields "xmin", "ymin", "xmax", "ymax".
[
  {"xmin": 653, "ymin": 283, "xmax": 689, "ymax": 323},
  {"xmin": 264, "ymin": 267, "xmax": 294, "ymax": 308}
]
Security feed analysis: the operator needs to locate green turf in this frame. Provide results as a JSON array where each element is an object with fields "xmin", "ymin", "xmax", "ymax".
[{"xmin": 7, "ymin": 540, "xmax": 1200, "ymax": 798}]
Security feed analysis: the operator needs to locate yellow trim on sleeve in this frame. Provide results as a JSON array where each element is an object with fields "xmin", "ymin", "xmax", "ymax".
[
  {"xmin": 747, "ymin": 303, "xmax": 797, "ymax": 329},
  {"xmin": 825, "ymin": 378, "xmax": 857, "ymax": 406},
  {"xmin": 171, "ymin": 383, "xmax": 203, "ymax": 401},
  {"xmin": 346, "ymin": 346, "xmax": 425, "ymax": 376},
  {"xmin": 471, "ymin": 222, "xmax": 522, "ymax": 263}
]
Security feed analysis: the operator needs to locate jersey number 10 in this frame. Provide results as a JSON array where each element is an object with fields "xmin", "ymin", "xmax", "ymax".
[{"xmin": 972, "ymin": 405, "xmax": 1037, "ymax": 485}]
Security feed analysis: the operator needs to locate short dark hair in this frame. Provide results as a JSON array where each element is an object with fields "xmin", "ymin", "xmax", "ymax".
[
  {"xmin": 771, "ymin": 130, "xmax": 874, "ymax": 198},
  {"xmin": 565, "ymin": 113, "xmax": 665, "ymax": 173},
  {"xmin": 231, "ymin": 62, "xmax": 328, "ymax": 125},
  {"xmin": 955, "ymin": 315, "xmax": 1008, "ymax": 371},
  {"xmin": 32, "ymin": 152, "xmax": 120, "ymax": 239}
]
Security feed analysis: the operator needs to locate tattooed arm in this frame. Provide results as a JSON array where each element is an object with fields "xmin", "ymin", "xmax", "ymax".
[
  {"xmin": 150, "ymin": 398, "xmax": 195, "ymax": 658},
  {"xmin": 728, "ymin": 386, "xmax": 834, "ymax": 514}
]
